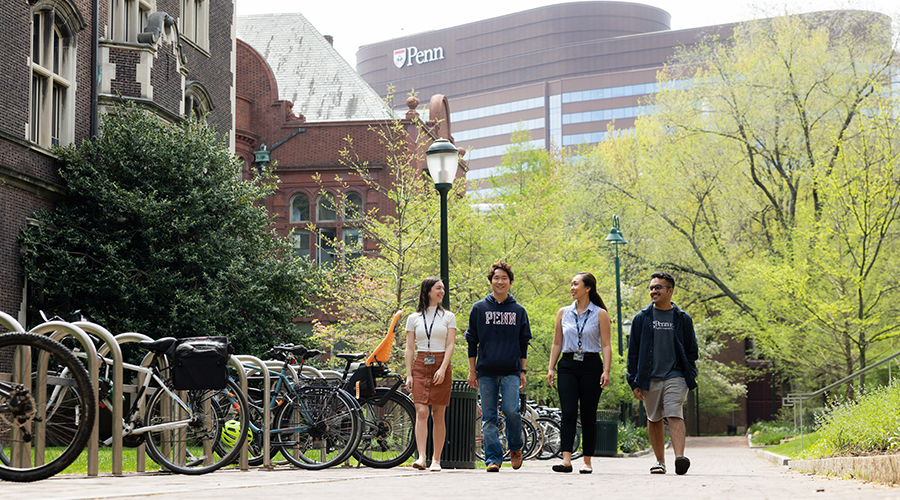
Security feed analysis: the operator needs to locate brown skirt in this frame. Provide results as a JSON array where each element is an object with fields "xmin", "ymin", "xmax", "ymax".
[{"xmin": 411, "ymin": 351, "xmax": 452, "ymax": 406}]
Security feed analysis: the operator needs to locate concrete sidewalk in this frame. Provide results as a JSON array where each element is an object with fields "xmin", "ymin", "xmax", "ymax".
[{"xmin": 1, "ymin": 437, "xmax": 896, "ymax": 500}]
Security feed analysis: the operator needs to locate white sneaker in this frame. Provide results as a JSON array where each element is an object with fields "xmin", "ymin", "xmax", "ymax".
[{"xmin": 429, "ymin": 461, "xmax": 441, "ymax": 472}]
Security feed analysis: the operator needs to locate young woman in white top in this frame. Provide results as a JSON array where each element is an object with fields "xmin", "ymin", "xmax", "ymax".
[{"xmin": 405, "ymin": 277, "xmax": 456, "ymax": 472}]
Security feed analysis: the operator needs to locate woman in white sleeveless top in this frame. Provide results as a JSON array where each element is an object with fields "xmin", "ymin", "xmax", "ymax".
[{"xmin": 405, "ymin": 277, "xmax": 456, "ymax": 472}]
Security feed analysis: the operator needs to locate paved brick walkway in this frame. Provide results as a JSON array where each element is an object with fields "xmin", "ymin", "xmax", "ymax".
[{"xmin": 1, "ymin": 436, "xmax": 897, "ymax": 499}]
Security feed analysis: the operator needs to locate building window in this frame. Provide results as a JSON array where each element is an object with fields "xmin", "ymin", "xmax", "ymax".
[
  {"xmin": 316, "ymin": 194, "xmax": 337, "ymax": 222},
  {"xmin": 110, "ymin": 0, "xmax": 151, "ymax": 43},
  {"xmin": 290, "ymin": 193, "xmax": 310, "ymax": 223},
  {"xmin": 344, "ymin": 192, "xmax": 364, "ymax": 221},
  {"xmin": 311, "ymin": 191, "xmax": 365, "ymax": 265},
  {"xmin": 31, "ymin": 4, "xmax": 77, "ymax": 148},
  {"xmin": 180, "ymin": 0, "xmax": 208, "ymax": 50},
  {"xmin": 343, "ymin": 228, "xmax": 363, "ymax": 262},
  {"xmin": 184, "ymin": 82, "xmax": 213, "ymax": 121},
  {"xmin": 317, "ymin": 227, "xmax": 337, "ymax": 265},
  {"xmin": 291, "ymin": 232, "xmax": 310, "ymax": 259}
]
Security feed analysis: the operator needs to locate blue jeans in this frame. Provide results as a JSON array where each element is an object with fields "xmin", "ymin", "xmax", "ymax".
[{"xmin": 479, "ymin": 374, "xmax": 523, "ymax": 465}]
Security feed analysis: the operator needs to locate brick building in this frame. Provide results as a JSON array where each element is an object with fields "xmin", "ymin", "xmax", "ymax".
[
  {"xmin": 0, "ymin": 0, "xmax": 235, "ymax": 328},
  {"xmin": 235, "ymin": 13, "xmax": 463, "ymax": 332}
]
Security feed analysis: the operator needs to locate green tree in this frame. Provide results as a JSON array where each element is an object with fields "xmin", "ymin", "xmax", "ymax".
[
  {"xmin": 21, "ymin": 101, "xmax": 331, "ymax": 354},
  {"xmin": 310, "ymin": 93, "xmax": 452, "ymax": 371},
  {"xmin": 579, "ymin": 12, "xmax": 900, "ymax": 395}
]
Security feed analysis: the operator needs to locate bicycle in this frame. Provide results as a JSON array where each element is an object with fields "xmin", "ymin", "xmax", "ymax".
[
  {"xmin": 67, "ymin": 335, "xmax": 249, "ymax": 475},
  {"xmin": 248, "ymin": 344, "xmax": 362, "ymax": 470},
  {"xmin": 0, "ymin": 332, "xmax": 96, "ymax": 482},
  {"xmin": 333, "ymin": 310, "xmax": 416, "ymax": 469}
]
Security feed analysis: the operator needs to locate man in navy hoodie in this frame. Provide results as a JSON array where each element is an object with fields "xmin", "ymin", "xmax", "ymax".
[
  {"xmin": 466, "ymin": 261, "xmax": 532, "ymax": 472},
  {"xmin": 627, "ymin": 271, "xmax": 698, "ymax": 476}
]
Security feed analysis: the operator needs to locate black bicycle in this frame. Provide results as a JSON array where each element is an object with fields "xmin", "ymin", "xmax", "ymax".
[
  {"xmin": 0, "ymin": 332, "xmax": 96, "ymax": 482},
  {"xmin": 333, "ymin": 310, "xmax": 416, "ymax": 469}
]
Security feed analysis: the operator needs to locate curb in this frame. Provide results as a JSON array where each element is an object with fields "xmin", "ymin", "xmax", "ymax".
[
  {"xmin": 756, "ymin": 449, "xmax": 790, "ymax": 467},
  {"xmin": 789, "ymin": 455, "xmax": 900, "ymax": 485}
]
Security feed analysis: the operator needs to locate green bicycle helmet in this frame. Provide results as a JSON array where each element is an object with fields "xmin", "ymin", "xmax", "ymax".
[{"xmin": 220, "ymin": 419, "xmax": 248, "ymax": 448}]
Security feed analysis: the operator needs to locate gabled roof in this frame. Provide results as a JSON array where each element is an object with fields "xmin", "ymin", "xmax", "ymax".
[{"xmin": 237, "ymin": 13, "xmax": 394, "ymax": 122}]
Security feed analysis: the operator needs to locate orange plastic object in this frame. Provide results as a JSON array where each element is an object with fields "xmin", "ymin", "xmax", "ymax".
[{"xmin": 366, "ymin": 310, "xmax": 402, "ymax": 366}]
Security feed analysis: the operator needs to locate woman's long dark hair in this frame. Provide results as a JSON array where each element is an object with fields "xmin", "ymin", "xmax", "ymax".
[
  {"xmin": 416, "ymin": 277, "xmax": 445, "ymax": 314},
  {"xmin": 576, "ymin": 272, "xmax": 607, "ymax": 310}
]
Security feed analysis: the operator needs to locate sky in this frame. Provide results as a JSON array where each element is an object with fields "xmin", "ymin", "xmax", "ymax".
[{"xmin": 235, "ymin": 0, "xmax": 898, "ymax": 67}]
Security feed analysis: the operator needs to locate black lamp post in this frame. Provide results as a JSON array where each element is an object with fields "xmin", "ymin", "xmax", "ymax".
[
  {"xmin": 605, "ymin": 216, "xmax": 627, "ymax": 356},
  {"xmin": 425, "ymin": 138, "xmax": 459, "ymax": 309},
  {"xmin": 605, "ymin": 215, "xmax": 628, "ymax": 422}
]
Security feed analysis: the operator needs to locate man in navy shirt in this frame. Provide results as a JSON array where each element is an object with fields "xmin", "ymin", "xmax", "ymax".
[
  {"xmin": 627, "ymin": 271, "xmax": 698, "ymax": 476},
  {"xmin": 466, "ymin": 261, "xmax": 532, "ymax": 472}
]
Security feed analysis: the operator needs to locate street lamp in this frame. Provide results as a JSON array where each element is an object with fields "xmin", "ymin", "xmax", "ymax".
[
  {"xmin": 253, "ymin": 141, "xmax": 270, "ymax": 171},
  {"xmin": 605, "ymin": 215, "xmax": 628, "ymax": 422},
  {"xmin": 425, "ymin": 138, "xmax": 459, "ymax": 309},
  {"xmin": 604, "ymin": 216, "xmax": 627, "ymax": 356}
]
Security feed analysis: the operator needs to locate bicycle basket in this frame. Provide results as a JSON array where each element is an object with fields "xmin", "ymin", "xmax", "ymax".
[{"xmin": 168, "ymin": 337, "xmax": 231, "ymax": 390}]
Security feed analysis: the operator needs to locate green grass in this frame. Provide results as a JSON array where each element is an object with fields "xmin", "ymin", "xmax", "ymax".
[
  {"xmin": 764, "ymin": 431, "xmax": 821, "ymax": 459},
  {"xmin": 61, "ymin": 447, "xmax": 162, "ymax": 474},
  {"xmin": 799, "ymin": 383, "xmax": 900, "ymax": 459},
  {"xmin": 748, "ymin": 421, "xmax": 795, "ymax": 446}
]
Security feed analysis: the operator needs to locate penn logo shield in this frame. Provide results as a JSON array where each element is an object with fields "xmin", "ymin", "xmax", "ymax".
[{"xmin": 393, "ymin": 48, "xmax": 407, "ymax": 68}]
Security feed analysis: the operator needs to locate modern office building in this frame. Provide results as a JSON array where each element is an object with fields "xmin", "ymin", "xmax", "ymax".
[{"xmin": 357, "ymin": 1, "xmax": 735, "ymax": 184}]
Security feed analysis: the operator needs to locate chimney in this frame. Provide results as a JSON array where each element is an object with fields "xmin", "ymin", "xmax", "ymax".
[{"xmin": 324, "ymin": 35, "xmax": 333, "ymax": 46}]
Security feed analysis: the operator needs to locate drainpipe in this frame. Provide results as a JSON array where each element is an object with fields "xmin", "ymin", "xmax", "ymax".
[{"xmin": 90, "ymin": 0, "xmax": 99, "ymax": 138}]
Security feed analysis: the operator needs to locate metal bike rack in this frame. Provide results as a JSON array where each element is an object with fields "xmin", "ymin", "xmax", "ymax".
[
  {"xmin": 227, "ymin": 355, "xmax": 252, "ymax": 471},
  {"xmin": 29, "ymin": 321, "xmax": 101, "ymax": 477},
  {"xmin": 235, "ymin": 355, "xmax": 271, "ymax": 469},
  {"xmin": 110, "ymin": 332, "xmax": 155, "ymax": 473},
  {"xmin": 75, "ymin": 321, "xmax": 125, "ymax": 476}
]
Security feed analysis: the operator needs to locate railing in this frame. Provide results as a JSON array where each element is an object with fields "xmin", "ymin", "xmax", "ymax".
[{"xmin": 782, "ymin": 349, "xmax": 900, "ymax": 453}]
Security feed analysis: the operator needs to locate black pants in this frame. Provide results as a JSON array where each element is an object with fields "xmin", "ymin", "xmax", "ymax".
[{"xmin": 556, "ymin": 353, "xmax": 604, "ymax": 456}]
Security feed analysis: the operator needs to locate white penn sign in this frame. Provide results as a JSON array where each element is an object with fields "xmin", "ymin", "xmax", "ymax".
[{"xmin": 393, "ymin": 46, "xmax": 444, "ymax": 69}]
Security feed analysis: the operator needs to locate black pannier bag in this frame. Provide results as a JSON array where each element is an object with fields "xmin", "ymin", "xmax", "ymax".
[
  {"xmin": 168, "ymin": 337, "xmax": 231, "ymax": 390},
  {"xmin": 342, "ymin": 364, "xmax": 376, "ymax": 398}
]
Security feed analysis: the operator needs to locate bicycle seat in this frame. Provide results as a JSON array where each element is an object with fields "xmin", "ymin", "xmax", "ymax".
[
  {"xmin": 138, "ymin": 337, "xmax": 176, "ymax": 354},
  {"xmin": 335, "ymin": 352, "xmax": 366, "ymax": 361}
]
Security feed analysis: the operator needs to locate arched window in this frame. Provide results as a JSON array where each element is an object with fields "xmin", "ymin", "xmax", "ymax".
[
  {"xmin": 31, "ymin": 1, "xmax": 82, "ymax": 148},
  {"xmin": 290, "ymin": 193, "xmax": 309, "ymax": 223},
  {"xmin": 184, "ymin": 81, "xmax": 213, "ymax": 121},
  {"xmin": 316, "ymin": 194, "xmax": 337, "ymax": 222},
  {"xmin": 344, "ymin": 191, "xmax": 364, "ymax": 221}
]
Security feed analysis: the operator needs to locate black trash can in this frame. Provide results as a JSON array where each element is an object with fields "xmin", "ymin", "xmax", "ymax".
[
  {"xmin": 595, "ymin": 410, "xmax": 619, "ymax": 457},
  {"xmin": 425, "ymin": 379, "xmax": 477, "ymax": 469}
]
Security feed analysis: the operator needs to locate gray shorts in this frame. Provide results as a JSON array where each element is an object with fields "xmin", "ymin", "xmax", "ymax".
[{"xmin": 644, "ymin": 377, "xmax": 688, "ymax": 422}]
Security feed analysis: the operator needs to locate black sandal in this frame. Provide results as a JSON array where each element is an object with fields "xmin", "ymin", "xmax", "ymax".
[{"xmin": 650, "ymin": 462, "xmax": 666, "ymax": 474}]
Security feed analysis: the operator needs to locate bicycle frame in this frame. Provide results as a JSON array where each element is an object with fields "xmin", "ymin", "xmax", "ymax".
[{"xmin": 62, "ymin": 350, "xmax": 198, "ymax": 444}]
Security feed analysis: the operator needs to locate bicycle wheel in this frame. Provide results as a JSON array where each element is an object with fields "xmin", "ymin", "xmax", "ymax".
[
  {"xmin": 353, "ymin": 388, "xmax": 415, "ymax": 468},
  {"xmin": 536, "ymin": 417, "xmax": 561, "ymax": 460},
  {"xmin": 520, "ymin": 417, "xmax": 539, "ymax": 459},
  {"xmin": 272, "ymin": 386, "xmax": 360, "ymax": 470},
  {"xmin": 0, "ymin": 332, "xmax": 96, "ymax": 482},
  {"xmin": 498, "ymin": 416, "xmax": 536, "ymax": 460},
  {"xmin": 144, "ymin": 378, "xmax": 248, "ymax": 475}
]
